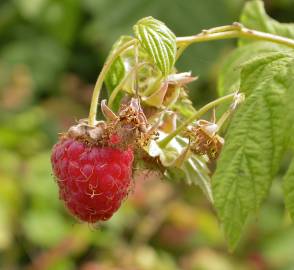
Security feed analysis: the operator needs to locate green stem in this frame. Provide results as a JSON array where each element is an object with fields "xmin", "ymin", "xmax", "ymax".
[
  {"xmin": 88, "ymin": 39, "xmax": 137, "ymax": 126},
  {"xmin": 176, "ymin": 23, "xmax": 294, "ymax": 54},
  {"xmin": 216, "ymin": 109, "xmax": 232, "ymax": 133},
  {"xmin": 158, "ymin": 93, "xmax": 235, "ymax": 148}
]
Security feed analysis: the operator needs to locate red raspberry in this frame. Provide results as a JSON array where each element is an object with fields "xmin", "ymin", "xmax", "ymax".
[{"xmin": 51, "ymin": 138, "xmax": 134, "ymax": 223}]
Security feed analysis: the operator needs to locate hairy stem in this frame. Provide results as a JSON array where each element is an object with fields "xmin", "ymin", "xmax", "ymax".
[
  {"xmin": 88, "ymin": 39, "xmax": 137, "ymax": 126},
  {"xmin": 176, "ymin": 23, "xmax": 294, "ymax": 57},
  {"xmin": 158, "ymin": 93, "xmax": 236, "ymax": 148}
]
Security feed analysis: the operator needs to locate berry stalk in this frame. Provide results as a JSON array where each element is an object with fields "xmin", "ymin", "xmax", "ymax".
[
  {"xmin": 88, "ymin": 39, "xmax": 137, "ymax": 126},
  {"xmin": 158, "ymin": 92, "xmax": 236, "ymax": 148}
]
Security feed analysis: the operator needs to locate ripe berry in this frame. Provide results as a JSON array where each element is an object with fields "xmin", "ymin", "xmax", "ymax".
[{"xmin": 51, "ymin": 138, "xmax": 134, "ymax": 223}]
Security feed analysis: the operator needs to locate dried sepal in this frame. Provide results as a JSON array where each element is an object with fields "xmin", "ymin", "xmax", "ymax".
[{"xmin": 185, "ymin": 120, "xmax": 224, "ymax": 160}]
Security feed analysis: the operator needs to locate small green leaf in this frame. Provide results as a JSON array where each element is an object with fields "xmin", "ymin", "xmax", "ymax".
[
  {"xmin": 213, "ymin": 52, "xmax": 294, "ymax": 250},
  {"xmin": 284, "ymin": 157, "xmax": 294, "ymax": 222},
  {"xmin": 105, "ymin": 36, "xmax": 132, "ymax": 111},
  {"xmin": 240, "ymin": 0, "xmax": 294, "ymax": 46},
  {"xmin": 105, "ymin": 37, "xmax": 133, "ymax": 90},
  {"xmin": 105, "ymin": 57, "xmax": 125, "ymax": 92},
  {"xmin": 133, "ymin": 16, "xmax": 176, "ymax": 76}
]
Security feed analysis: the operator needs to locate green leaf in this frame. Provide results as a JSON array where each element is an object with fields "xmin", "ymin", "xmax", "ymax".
[
  {"xmin": 133, "ymin": 16, "xmax": 176, "ymax": 76},
  {"xmin": 105, "ymin": 36, "xmax": 131, "ymax": 111},
  {"xmin": 213, "ymin": 52, "xmax": 294, "ymax": 250},
  {"xmin": 240, "ymin": 0, "xmax": 294, "ymax": 46},
  {"xmin": 285, "ymin": 62, "xmax": 294, "ymax": 146},
  {"xmin": 105, "ymin": 36, "xmax": 133, "ymax": 87},
  {"xmin": 283, "ymin": 66, "xmax": 294, "ymax": 221},
  {"xmin": 105, "ymin": 57, "xmax": 125, "ymax": 92},
  {"xmin": 218, "ymin": 42, "xmax": 290, "ymax": 96},
  {"xmin": 284, "ymin": 157, "xmax": 294, "ymax": 221}
]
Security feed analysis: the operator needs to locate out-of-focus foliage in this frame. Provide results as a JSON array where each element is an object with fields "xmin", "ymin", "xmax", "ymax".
[{"xmin": 0, "ymin": 0, "xmax": 294, "ymax": 269}]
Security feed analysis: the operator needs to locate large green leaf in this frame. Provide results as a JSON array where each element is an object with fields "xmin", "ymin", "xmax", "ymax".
[
  {"xmin": 133, "ymin": 16, "xmax": 176, "ymax": 76},
  {"xmin": 212, "ymin": 52, "xmax": 294, "ymax": 250},
  {"xmin": 218, "ymin": 42, "xmax": 290, "ymax": 96},
  {"xmin": 283, "ymin": 66, "xmax": 294, "ymax": 221},
  {"xmin": 218, "ymin": 0, "xmax": 294, "ymax": 97},
  {"xmin": 240, "ymin": 0, "xmax": 294, "ymax": 46}
]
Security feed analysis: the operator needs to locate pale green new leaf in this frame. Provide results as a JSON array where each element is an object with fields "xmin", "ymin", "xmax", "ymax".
[
  {"xmin": 240, "ymin": 0, "xmax": 294, "ymax": 46},
  {"xmin": 213, "ymin": 53, "xmax": 294, "ymax": 250},
  {"xmin": 133, "ymin": 16, "xmax": 176, "ymax": 76}
]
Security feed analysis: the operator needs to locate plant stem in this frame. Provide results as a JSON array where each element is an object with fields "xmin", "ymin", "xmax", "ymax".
[
  {"xmin": 158, "ymin": 93, "xmax": 235, "ymax": 148},
  {"xmin": 216, "ymin": 109, "xmax": 232, "ymax": 133},
  {"xmin": 88, "ymin": 39, "xmax": 137, "ymax": 126},
  {"xmin": 176, "ymin": 23, "xmax": 294, "ymax": 55}
]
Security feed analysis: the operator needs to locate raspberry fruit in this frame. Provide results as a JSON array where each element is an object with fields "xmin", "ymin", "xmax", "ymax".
[{"xmin": 51, "ymin": 138, "xmax": 134, "ymax": 223}]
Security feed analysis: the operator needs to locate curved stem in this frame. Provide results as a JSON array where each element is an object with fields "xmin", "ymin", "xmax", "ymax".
[
  {"xmin": 88, "ymin": 39, "xmax": 137, "ymax": 126},
  {"xmin": 158, "ymin": 93, "xmax": 236, "ymax": 148},
  {"xmin": 176, "ymin": 23, "xmax": 294, "ymax": 56}
]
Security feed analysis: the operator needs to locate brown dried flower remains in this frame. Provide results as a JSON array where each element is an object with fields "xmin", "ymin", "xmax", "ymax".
[{"xmin": 186, "ymin": 120, "xmax": 224, "ymax": 160}]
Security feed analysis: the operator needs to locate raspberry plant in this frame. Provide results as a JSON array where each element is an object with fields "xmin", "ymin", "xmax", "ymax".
[{"xmin": 51, "ymin": 0, "xmax": 294, "ymax": 250}]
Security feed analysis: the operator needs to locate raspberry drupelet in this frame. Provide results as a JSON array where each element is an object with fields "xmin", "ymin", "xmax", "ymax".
[{"xmin": 51, "ymin": 137, "xmax": 134, "ymax": 223}]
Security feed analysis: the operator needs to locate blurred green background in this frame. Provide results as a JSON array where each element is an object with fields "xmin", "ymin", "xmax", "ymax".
[{"xmin": 1, "ymin": 0, "xmax": 294, "ymax": 269}]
